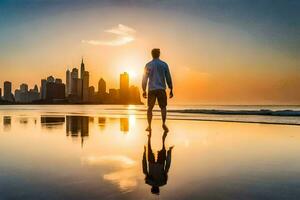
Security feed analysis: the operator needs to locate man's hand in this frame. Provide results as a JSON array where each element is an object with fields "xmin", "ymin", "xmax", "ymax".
[
  {"xmin": 142, "ymin": 91, "xmax": 147, "ymax": 99},
  {"xmin": 169, "ymin": 90, "xmax": 174, "ymax": 98}
]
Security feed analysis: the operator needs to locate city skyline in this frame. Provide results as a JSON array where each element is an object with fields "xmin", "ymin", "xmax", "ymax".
[{"xmin": 0, "ymin": 58, "xmax": 142, "ymax": 104}]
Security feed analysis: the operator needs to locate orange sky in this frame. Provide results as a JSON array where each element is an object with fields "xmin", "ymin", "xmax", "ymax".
[{"xmin": 0, "ymin": 4, "xmax": 299, "ymax": 105}]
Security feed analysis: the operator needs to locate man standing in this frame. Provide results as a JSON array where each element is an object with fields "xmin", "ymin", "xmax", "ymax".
[{"xmin": 142, "ymin": 48, "xmax": 173, "ymax": 132}]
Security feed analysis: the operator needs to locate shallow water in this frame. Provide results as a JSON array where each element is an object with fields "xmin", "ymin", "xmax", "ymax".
[{"xmin": 1, "ymin": 105, "xmax": 300, "ymax": 200}]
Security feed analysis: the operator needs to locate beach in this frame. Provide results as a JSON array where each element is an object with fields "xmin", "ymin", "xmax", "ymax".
[{"xmin": 0, "ymin": 105, "xmax": 300, "ymax": 199}]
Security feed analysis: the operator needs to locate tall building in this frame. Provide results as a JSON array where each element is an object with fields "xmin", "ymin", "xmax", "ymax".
[
  {"xmin": 40, "ymin": 79, "xmax": 47, "ymax": 100},
  {"xmin": 46, "ymin": 80, "xmax": 65, "ymax": 101},
  {"xmin": 71, "ymin": 68, "xmax": 79, "ymax": 96},
  {"xmin": 3, "ymin": 81, "xmax": 14, "ymax": 102},
  {"xmin": 66, "ymin": 69, "xmax": 71, "ymax": 97},
  {"xmin": 129, "ymin": 86, "xmax": 142, "ymax": 104},
  {"xmin": 80, "ymin": 58, "xmax": 85, "ymax": 79},
  {"xmin": 28, "ymin": 85, "xmax": 40, "ymax": 102},
  {"xmin": 82, "ymin": 71, "xmax": 89, "ymax": 102},
  {"xmin": 0, "ymin": 88, "xmax": 2, "ymax": 100},
  {"xmin": 76, "ymin": 78, "xmax": 82, "ymax": 99},
  {"xmin": 98, "ymin": 78, "xmax": 106, "ymax": 95},
  {"xmin": 19, "ymin": 83, "xmax": 29, "ymax": 103},
  {"xmin": 71, "ymin": 68, "xmax": 79, "ymax": 79},
  {"xmin": 88, "ymin": 86, "xmax": 95, "ymax": 102},
  {"xmin": 120, "ymin": 72, "xmax": 129, "ymax": 103}
]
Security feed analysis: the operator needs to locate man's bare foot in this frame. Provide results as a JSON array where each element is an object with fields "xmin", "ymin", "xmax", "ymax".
[
  {"xmin": 145, "ymin": 126, "xmax": 152, "ymax": 132},
  {"xmin": 162, "ymin": 124, "xmax": 169, "ymax": 132}
]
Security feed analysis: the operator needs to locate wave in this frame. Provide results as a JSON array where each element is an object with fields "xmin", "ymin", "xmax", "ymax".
[{"xmin": 168, "ymin": 109, "xmax": 300, "ymax": 116}]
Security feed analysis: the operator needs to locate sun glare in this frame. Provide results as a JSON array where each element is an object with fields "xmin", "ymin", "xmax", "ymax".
[{"xmin": 127, "ymin": 70, "xmax": 137, "ymax": 79}]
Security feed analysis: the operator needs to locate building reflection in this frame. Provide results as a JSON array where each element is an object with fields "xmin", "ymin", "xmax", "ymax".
[
  {"xmin": 41, "ymin": 115, "xmax": 65, "ymax": 128},
  {"xmin": 66, "ymin": 116, "xmax": 89, "ymax": 147},
  {"xmin": 142, "ymin": 131, "xmax": 174, "ymax": 195},
  {"xmin": 120, "ymin": 118, "xmax": 129, "ymax": 133},
  {"xmin": 3, "ymin": 116, "xmax": 11, "ymax": 130},
  {"xmin": 19, "ymin": 117, "xmax": 28, "ymax": 124},
  {"xmin": 98, "ymin": 117, "xmax": 106, "ymax": 130}
]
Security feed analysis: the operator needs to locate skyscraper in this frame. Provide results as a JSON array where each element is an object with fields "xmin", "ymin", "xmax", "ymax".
[
  {"xmin": 40, "ymin": 79, "xmax": 47, "ymax": 100},
  {"xmin": 120, "ymin": 72, "xmax": 129, "ymax": 103},
  {"xmin": 98, "ymin": 78, "xmax": 106, "ymax": 95},
  {"xmin": 71, "ymin": 68, "xmax": 79, "ymax": 96},
  {"xmin": 3, "ymin": 81, "xmax": 14, "ymax": 102},
  {"xmin": 66, "ymin": 69, "xmax": 71, "ymax": 97},
  {"xmin": 46, "ymin": 78, "xmax": 65, "ymax": 101},
  {"xmin": 76, "ymin": 78, "xmax": 82, "ymax": 99},
  {"xmin": 71, "ymin": 68, "xmax": 79, "ymax": 79},
  {"xmin": 80, "ymin": 58, "xmax": 85, "ymax": 80},
  {"xmin": 82, "ymin": 71, "xmax": 89, "ymax": 102}
]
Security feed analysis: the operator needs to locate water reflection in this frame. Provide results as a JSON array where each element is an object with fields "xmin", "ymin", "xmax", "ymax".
[
  {"xmin": 143, "ymin": 131, "xmax": 174, "ymax": 195},
  {"xmin": 120, "ymin": 118, "xmax": 129, "ymax": 133},
  {"xmin": 66, "ymin": 116, "xmax": 89, "ymax": 147},
  {"xmin": 98, "ymin": 117, "xmax": 106, "ymax": 130},
  {"xmin": 3, "ymin": 116, "xmax": 11, "ymax": 130},
  {"xmin": 41, "ymin": 116, "xmax": 65, "ymax": 128}
]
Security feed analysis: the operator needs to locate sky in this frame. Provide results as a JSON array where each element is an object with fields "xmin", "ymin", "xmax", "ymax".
[{"xmin": 0, "ymin": 0, "xmax": 299, "ymax": 104}]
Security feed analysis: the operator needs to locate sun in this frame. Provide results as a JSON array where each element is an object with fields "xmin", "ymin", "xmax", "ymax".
[{"xmin": 127, "ymin": 70, "xmax": 137, "ymax": 79}]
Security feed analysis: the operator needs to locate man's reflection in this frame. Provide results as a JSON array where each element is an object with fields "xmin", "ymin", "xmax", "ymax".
[{"xmin": 143, "ymin": 131, "xmax": 174, "ymax": 195}]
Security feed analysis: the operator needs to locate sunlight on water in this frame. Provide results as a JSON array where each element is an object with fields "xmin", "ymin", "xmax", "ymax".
[{"xmin": 0, "ymin": 105, "xmax": 300, "ymax": 199}]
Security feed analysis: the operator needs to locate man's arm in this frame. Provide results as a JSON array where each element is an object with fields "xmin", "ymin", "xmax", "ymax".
[
  {"xmin": 165, "ymin": 64, "xmax": 173, "ymax": 98},
  {"xmin": 142, "ymin": 65, "xmax": 149, "ymax": 98},
  {"xmin": 165, "ymin": 147, "xmax": 173, "ymax": 173}
]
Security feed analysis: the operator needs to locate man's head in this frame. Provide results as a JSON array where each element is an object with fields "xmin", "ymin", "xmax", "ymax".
[
  {"xmin": 151, "ymin": 48, "xmax": 160, "ymax": 59},
  {"xmin": 151, "ymin": 186, "xmax": 160, "ymax": 195}
]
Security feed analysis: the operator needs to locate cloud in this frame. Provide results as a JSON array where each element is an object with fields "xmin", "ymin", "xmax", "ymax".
[{"xmin": 82, "ymin": 24, "xmax": 136, "ymax": 46}]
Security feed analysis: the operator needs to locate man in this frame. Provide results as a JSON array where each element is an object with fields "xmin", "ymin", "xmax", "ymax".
[
  {"xmin": 142, "ymin": 48, "xmax": 173, "ymax": 132},
  {"xmin": 142, "ymin": 132, "xmax": 173, "ymax": 195}
]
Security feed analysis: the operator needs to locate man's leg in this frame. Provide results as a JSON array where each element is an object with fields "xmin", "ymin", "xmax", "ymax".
[
  {"xmin": 158, "ymin": 90, "xmax": 168, "ymax": 132},
  {"xmin": 146, "ymin": 91, "xmax": 155, "ymax": 131},
  {"xmin": 161, "ymin": 107, "xmax": 167, "ymax": 125}
]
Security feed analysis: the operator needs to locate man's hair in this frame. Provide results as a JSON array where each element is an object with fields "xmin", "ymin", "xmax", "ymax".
[
  {"xmin": 151, "ymin": 186, "xmax": 160, "ymax": 195},
  {"xmin": 151, "ymin": 48, "xmax": 160, "ymax": 59}
]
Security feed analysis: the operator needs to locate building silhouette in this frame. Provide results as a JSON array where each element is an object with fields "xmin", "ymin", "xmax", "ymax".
[
  {"xmin": 0, "ymin": 88, "xmax": 2, "ymax": 100},
  {"xmin": 98, "ymin": 78, "xmax": 106, "ymax": 95},
  {"xmin": 45, "ymin": 76, "xmax": 65, "ymax": 101},
  {"xmin": 82, "ymin": 71, "xmax": 89, "ymax": 102},
  {"xmin": 80, "ymin": 58, "xmax": 85, "ymax": 80},
  {"xmin": 120, "ymin": 72, "xmax": 129, "ymax": 103},
  {"xmin": 40, "ymin": 79, "xmax": 47, "ymax": 100},
  {"xmin": 66, "ymin": 69, "xmax": 71, "ymax": 97},
  {"xmin": 88, "ymin": 86, "xmax": 95, "ymax": 102},
  {"xmin": 3, "ymin": 81, "xmax": 14, "ymax": 102}
]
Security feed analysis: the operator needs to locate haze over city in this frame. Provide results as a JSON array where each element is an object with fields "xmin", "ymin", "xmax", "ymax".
[{"xmin": 0, "ymin": 0, "xmax": 299, "ymax": 104}]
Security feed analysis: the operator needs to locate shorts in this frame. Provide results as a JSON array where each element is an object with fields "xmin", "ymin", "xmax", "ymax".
[{"xmin": 148, "ymin": 89, "xmax": 167, "ymax": 109}]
